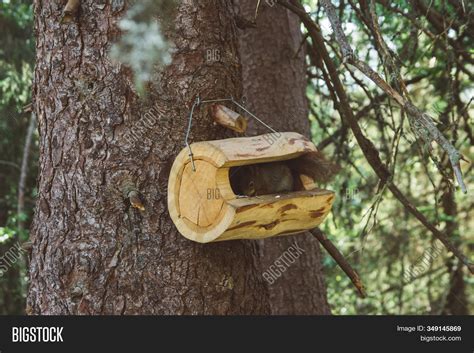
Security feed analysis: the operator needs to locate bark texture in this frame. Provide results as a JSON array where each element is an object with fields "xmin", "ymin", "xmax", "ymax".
[
  {"xmin": 28, "ymin": 0, "xmax": 269, "ymax": 315},
  {"xmin": 237, "ymin": 2, "xmax": 331, "ymax": 314}
]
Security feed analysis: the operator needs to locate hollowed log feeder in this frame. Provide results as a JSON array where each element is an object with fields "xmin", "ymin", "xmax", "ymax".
[{"xmin": 168, "ymin": 132, "xmax": 335, "ymax": 243}]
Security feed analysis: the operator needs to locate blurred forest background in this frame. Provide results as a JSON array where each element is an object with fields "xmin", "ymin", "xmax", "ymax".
[{"xmin": 0, "ymin": 0, "xmax": 472, "ymax": 314}]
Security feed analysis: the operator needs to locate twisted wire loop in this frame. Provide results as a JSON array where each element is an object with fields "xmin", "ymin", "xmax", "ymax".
[{"xmin": 184, "ymin": 96, "xmax": 276, "ymax": 171}]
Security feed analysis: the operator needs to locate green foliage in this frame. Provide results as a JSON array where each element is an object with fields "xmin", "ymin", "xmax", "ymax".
[
  {"xmin": 110, "ymin": 0, "xmax": 176, "ymax": 93},
  {"xmin": 0, "ymin": 0, "xmax": 34, "ymax": 314},
  {"xmin": 0, "ymin": 61, "xmax": 32, "ymax": 107},
  {"xmin": 305, "ymin": 0, "xmax": 473, "ymax": 314},
  {"xmin": 0, "ymin": 226, "xmax": 16, "ymax": 243},
  {"xmin": 0, "ymin": 1, "xmax": 31, "ymax": 28}
]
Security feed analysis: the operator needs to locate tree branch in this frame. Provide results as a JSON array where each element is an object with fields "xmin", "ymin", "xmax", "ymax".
[
  {"xmin": 0, "ymin": 160, "xmax": 20, "ymax": 171},
  {"xmin": 319, "ymin": 0, "xmax": 467, "ymax": 193},
  {"xmin": 278, "ymin": 0, "xmax": 474, "ymax": 274},
  {"xmin": 310, "ymin": 229, "xmax": 367, "ymax": 298}
]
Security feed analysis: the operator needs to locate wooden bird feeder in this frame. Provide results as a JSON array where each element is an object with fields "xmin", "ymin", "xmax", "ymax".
[{"xmin": 168, "ymin": 132, "xmax": 335, "ymax": 243}]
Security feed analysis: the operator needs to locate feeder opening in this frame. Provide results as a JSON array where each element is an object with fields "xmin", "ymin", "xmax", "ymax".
[{"xmin": 229, "ymin": 155, "xmax": 315, "ymax": 197}]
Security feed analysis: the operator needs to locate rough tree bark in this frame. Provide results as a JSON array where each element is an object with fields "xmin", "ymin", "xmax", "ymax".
[
  {"xmin": 28, "ymin": 1, "xmax": 270, "ymax": 314},
  {"xmin": 237, "ymin": 1, "xmax": 331, "ymax": 314}
]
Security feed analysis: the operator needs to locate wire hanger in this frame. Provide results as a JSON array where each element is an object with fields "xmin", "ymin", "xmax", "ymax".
[{"xmin": 185, "ymin": 96, "xmax": 278, "ymax": 171}]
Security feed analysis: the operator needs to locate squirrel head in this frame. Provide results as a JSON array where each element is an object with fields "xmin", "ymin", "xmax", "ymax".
[
  {"xmin": 230, "ymin": 165, "xmax": 257, "ymax": 196},
  {"xmin": 237, "ymin": 165, "xmax": 257, "ymax": 196}
]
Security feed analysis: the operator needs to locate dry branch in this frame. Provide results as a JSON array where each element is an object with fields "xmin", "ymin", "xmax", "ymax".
[
  {"xmin": 310, "ymin": 229, "xmax": 367, "ymax": 298},
  {"xmin": 210, "ymin": 104, "xmax": 248, "ymax": 133},
  {"xmin": 62, "ymin": 0, "xmax": 81, "ymax": 22},
  {"xmin": 319, "ymin": 0, "xmax": 467, "ymax": 193},
  {"xmin": 278, "ymin": 0, "xmax": 474, "ymax": 274}
]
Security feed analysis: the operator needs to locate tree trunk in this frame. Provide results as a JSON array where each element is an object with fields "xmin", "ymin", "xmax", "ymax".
[
  {"xmin": 28, "ymin": 1, "xmax": 269, "ymax": 315},
  {"xmin": 237, "ymin": 2, "xmax": 331, "ymax": 314}
]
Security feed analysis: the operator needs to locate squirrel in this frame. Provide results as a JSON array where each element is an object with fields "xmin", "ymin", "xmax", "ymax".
[
  {"xmin": 232, "ymin": 162, "xmax": 294, "ymax": 196},
  {"xmin": 231, "ymin": 151, "xmax": 340, "ymax": 197}
]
